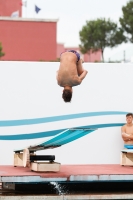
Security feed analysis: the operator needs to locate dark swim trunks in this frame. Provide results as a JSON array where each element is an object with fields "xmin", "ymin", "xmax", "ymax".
[{"xmin": 60, "ymin": 50, "xmax": 80, "ymax": 62}]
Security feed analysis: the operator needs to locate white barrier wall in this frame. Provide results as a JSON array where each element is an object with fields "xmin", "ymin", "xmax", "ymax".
[{"xmin": 0, "ymin": 61, "xmax": 132, "ymax": 165}]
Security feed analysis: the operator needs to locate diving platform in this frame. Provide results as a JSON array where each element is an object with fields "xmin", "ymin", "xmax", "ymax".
[
  {"xmin": 13, "ymin": 128, "xmax": 97, "ymax": 172},
  {"xmin": 0, "ymin": 164, "xmax": 133, "ymax": 199},
  {"xmin": 0, "ymin": 164, "xmax": 133, "ymax": 183}
]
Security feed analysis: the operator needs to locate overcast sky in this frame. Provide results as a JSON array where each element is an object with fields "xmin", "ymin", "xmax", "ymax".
[{"xmin": 22, "ymin": 0, "xmax": 133, "ymax": 61}]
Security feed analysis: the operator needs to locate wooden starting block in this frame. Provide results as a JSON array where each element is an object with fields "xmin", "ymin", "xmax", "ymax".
[
  {"xmin": 30, "ymin": 162, "xmax": 60, "ymax": 172},
  {"xmin": 14, "ymin": 152, "xmax": 23, "ymax": 167},
  {"xmin": 120, "ymin": 149, "xmax": 133, "ymax": 166},
  {"xmin": 14, "ymin": 149, "xmax": 60, "ymax": 172}
]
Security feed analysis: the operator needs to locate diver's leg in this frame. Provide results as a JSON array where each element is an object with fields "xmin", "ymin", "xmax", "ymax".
[{"xmin": 77, "ymin": 59, "xmax": 84, "ymax": 76}]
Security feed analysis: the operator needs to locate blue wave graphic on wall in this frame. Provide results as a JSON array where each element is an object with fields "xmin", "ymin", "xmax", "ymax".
[
  {"xmin": 0, "ymin": 111, "xmax": 127, "ymax": 126},
  {"xmin": 0, "ymin": 123, "xmax": 124, "ymax": 140}
]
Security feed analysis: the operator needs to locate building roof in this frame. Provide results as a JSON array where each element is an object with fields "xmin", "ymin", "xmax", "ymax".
[{"xmin": 0, "ymin": 17, "xmax": 58, "ymax": 22}]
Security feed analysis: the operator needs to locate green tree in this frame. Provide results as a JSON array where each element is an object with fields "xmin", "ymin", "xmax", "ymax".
[
  {"xmin": 79, "ymin": 18, "xmax": 126, "ymax": 62},
  {"xmin": 0, "ymin": 42, "xmax": 5, "ymax": 60},
  {"xmin": 119, "ymin": 0, "xmax": 133, "ymax": 42}
]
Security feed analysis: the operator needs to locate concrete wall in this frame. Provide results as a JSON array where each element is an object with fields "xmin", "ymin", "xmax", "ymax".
[
  {"xmin": 0, "ymin": 19, "xmax": 57, "ymax": 61},
  {"xmin": 57, "ymin": 43, "xmax": 64, "ymax": 59},
  {"xmin": 0, "ymin": 61, "xmax": 132, "ymax": 165},
  {"xmin": 84, "ymin": 50, "xmax": 102, "ymax": 62},
  {"xmin": 0, "ymin": 0, "xmax": 22, "ymax": 17}
]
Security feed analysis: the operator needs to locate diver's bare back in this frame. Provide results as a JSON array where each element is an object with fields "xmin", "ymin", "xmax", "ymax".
[{"xmin": 57, "ymin": 52, "xmax": 81, "ymax": 87}]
